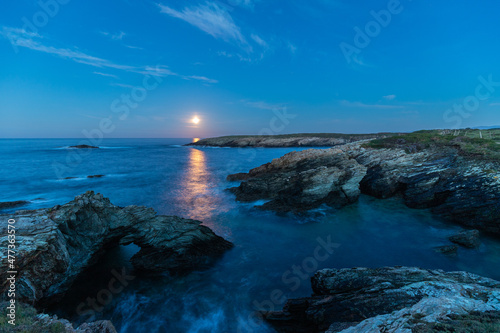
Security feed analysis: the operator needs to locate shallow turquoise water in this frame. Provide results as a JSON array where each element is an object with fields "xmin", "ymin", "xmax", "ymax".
[{"xmin": 1, "ymin": 139, "xmax": 499, "ymax": 333}]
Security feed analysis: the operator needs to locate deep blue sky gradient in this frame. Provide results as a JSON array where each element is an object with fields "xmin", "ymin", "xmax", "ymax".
[{"xmin": 1, "ymin": 0, "xmax": 500, "ymax": 138}]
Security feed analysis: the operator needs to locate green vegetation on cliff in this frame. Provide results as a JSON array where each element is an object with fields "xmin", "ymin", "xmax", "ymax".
[{"xmin": 363, "ymin": 129, "xmax": 500, "ymax": 160}]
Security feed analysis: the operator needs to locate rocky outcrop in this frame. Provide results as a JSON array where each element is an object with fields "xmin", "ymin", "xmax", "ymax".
[
  {"xmin": 228, "ymin": 143, "xmax": 500, "ymax": 235},
  {"xmin": 263, "ymin": 266, "xmax": 500, "ymax": 333},
  {"xmin": 1, "ymin": 301, "xmax": 116, "ymax": 332},
  {"xmin": 0, "ymin": 191, "xmax": 233, "ymax": 305},
  {"xmin": 187, "ymin": 134, "xmax": 396, "ymax": 148},
  {"xmin": 228, "ymin": 148, "xmax": 367, "ymax": 212}
]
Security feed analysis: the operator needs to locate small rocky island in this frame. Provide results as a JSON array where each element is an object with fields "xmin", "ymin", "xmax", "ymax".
[
  {"xmin": 263, "ymin": 266, "xmax": 500, "ymax": 332},
  {"xmin": 68, "ymin": 145, "xmax": 99, "ymax": 149},
  {"xmin": 0, "ymin": 192, "xmax": 233, "ymax": 331},
  {"xmin": 228, "ymin": 130, "xmax": 500, "ymax": 235}
]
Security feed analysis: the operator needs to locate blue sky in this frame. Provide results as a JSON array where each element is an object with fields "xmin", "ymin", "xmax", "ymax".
[{"xmin": 1, "ymin": 0, "xmax": 500, "ymax": 138}]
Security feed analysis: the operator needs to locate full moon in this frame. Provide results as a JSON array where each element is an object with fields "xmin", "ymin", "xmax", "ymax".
[{"xmin": 192, "ymin": 116, "xmax": 200, "ymax": 125}]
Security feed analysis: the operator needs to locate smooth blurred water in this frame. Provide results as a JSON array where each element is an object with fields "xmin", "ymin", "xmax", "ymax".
[{"xmin": 1, "ymin": 139, "xmax": 500, "ymax": 333}]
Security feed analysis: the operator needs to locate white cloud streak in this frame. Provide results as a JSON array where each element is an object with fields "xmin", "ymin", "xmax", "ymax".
[
  {"xmin": 1, "ymin": 26, "xmax": 217, "ymax": 83},
  {"xmin": 158, "ymin": 2, "xmax": 248, "ymax": 47}
]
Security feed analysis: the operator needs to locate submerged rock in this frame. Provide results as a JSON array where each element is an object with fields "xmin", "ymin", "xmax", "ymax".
[
  {"xmin": 0, "ymin": 200, "xmax": 29, "ymax": 210},
  {"xmin": 263, "ymin": 266, "xmax": 500, "ymax": 333},
  {"xmin": 449, "ymin": 229, "xmax": 481, "ymax": 248},
  {"xmin": 87, "ymin": 175, "xmax": 105, "ymax": 178},
  {"xmin": 433, "ymin": 244, "xmax": 459, "ymax": 255},
  {"xmin": 69, "ymin": 145, "xmax": 99, "ymax": 149},
  {"xmin": 0, "ymin": 191, "xmax": 233, "ymax": 305}
]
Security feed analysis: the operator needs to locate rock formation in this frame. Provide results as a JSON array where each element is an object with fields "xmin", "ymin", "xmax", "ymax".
[
  {"xmin": 0, "ymin": 301, "xmax": 116, "ymax": 332},
  {"xmin": 228, "ymin": 143, "xmax": 500, "ymax": 235},
  {"xmin": 0, "ymin": 191, "xmax": 233, "ymax": 305},
  {"xmin": 263, "ymin": 266, "xmax": 500, "ymax": 333},
  {"xmin": 228, "ymin": 148, "xmax": 367, "ymax": 212}
]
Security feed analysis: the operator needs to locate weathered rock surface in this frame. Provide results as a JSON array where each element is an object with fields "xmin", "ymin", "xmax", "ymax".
[
  {"xmin": 228, "ymin": 143, "xmax": 500, "ymax": 234},
  {"xmin": 449, "ymin": 229, "xmax": 481, "ymax": 248},
  {"xmin": 0, "ymin": 191, "xmax": 233, "ymax": 305},
  {"xmin": 263, "ymin": 266, "xmax": 500, "ymax": 333},
  {"xmin": 1, "ymin": 301, "xmax": 116, "ymax": 332},
  {"xmin": 187, "ymin": 134, "xmax": 396, "ymax": 148},
  {"xmin": 228, "ymin": 148, "xmax": 367, "ymax": 212}
]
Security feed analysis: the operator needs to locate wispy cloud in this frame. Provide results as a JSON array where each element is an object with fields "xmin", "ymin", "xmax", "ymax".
[
  {"xmin": 287, "ymin": 41, "xmax": 297, "ymax": 54},
  {"xmin": 93, "ymin": 71, "xmax": 119, "ymax": 78},
  {"xmin": 242, "ymin": 99, "xmax": 287, "ymax": 110},
  {"xmin": 158, "ymin": 2, "xmax": 248, "ymax": 47},
  {"xmin": 340, "ymin": 100, "xmax": 403, "ymax": 109},
  {"xmin": 383, "ymin": 94, "xmax": 396, "ymax": 101},
  {"xmin": 100, "ymin": 31, "xmax": 126, "ymax": 41},
  {"xmin": 1, "ymin": 26, "xmax": 217, "ymax": 83},
  {"xmin": 251, "ymin": 34, "xmax": 268, "ymax": 49},
  {"xmin": 123, "ymin": 44, "xmax": 144, "ymax": 50}
]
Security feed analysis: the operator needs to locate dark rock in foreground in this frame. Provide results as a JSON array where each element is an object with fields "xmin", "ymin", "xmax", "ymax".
[
  {"xmin": 0, "ymin": 191, "xmax": 233, "ymax": 305},
  {"xmin": 228, "ymin": 142, "xmax": 500, "ymax": 235},
  {"xmin": 69, "ymin": 145, "xmax": 99, "ymax": 149},
  {"xmin": 0, "ymin": 301, "xmax": 116, "ymax": 332},
  {"xmin": 263, "ymin": 266, "xmax": 500, "ymax": 333}
]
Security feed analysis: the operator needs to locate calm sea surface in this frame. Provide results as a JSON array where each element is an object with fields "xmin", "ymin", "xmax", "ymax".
[{"xmin": 1, "ymin": 139, "xmax": 499, "ymax": 332}]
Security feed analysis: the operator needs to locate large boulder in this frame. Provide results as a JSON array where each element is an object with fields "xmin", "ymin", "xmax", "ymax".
[
  {"xmin": 263, "ymin": 266, "xmax": 500, "ymax": 333},
  {"xmin": 0, "ymin": 191, "xmax": 233, "ymax": 305}
]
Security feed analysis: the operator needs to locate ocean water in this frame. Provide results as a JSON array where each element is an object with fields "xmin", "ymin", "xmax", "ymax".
[{"xmin": 1, "ymin": 138, "xmax": 500, "ymax": 333}]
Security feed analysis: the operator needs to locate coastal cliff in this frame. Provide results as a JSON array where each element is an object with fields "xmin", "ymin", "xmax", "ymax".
[
  {"xmin": 228, "ymin": 131, "xmax": 500, "ymax": 235},
  {"xmin": 0, "ymin": 191, "xmax": 233, "ymax": 306},
  {"xmin": 263, "ymin": 266, "xmax": 500, "ymax": 333},
  {"xmin": 186, "ymin": 133, "xmax": 397, "ymax": 148}
]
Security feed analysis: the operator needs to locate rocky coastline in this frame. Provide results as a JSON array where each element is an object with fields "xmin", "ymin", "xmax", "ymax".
[
  {"xmin": 186, "ymin": 133, "xmax": 396, "ymax": 148},
  {"xmin": 228, "ymin": 141, "xmax": 500, "ymax": 235},
  {"xmin": 0, "ymin": 191, "xmax": 233, "ymax": 331},
  {"xmin": 263, "ymin": 266, "xmax": 500, "ymax": 333}
]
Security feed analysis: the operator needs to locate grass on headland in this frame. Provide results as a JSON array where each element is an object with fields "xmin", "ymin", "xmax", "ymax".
[
  {"xmin": 0, "ymin": 302, "xmax": 68, "ymax": 333},
  {"xmin": 362, "ymin": 129, "xmax": 500, "ymax": 160}
]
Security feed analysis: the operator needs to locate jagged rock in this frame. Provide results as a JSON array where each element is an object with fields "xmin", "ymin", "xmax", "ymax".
[
  {"xmin": 228, "ymin": 143, "xmax": 500, "ymax": 235},
  {"xmin": 228, "ymin": 148, "xmax": 367, "ymax": 212},
  {"xmin": 449, "ymin": 229, "xmax": 481, "ymax": 248},
  {"xmin": 263, "ymin": 267, "xmax": 500, "ymax": 333},
  {"xmin": 0, "ymin": 191, "xmax": 233, "ymax": 305}
]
